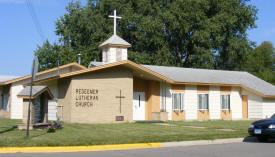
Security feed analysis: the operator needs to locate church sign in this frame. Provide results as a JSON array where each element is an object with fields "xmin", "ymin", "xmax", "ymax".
[{"xmin": 75, "ymin": 88, "xmax": 99, "ymax": 107}]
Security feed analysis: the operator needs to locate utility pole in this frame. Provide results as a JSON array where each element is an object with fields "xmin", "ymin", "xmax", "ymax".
[{"xmin": 26, "ymin": 57, "xmax": 39, "ymax": 137}]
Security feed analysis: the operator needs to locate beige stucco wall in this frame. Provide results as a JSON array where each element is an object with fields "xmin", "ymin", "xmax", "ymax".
[
  {"xmin": 68, "ymin": 67, "xmax": 133, "ymax": 124},
  {"xmin": 57, "ymin": 78, "xmax": 72, "ymax": 123}
]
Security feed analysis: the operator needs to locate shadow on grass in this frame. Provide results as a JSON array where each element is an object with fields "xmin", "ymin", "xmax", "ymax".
[
  {"xmin": 243, "ymin": 136, "xmax": 275, "ymax": 143},
  {"xmin": 29, "ymin": 132, "xmax": 48, "ymax": 139},
  {"xmin": 0, "ymin": 126, "xmax": 17, "ymax": 134}
]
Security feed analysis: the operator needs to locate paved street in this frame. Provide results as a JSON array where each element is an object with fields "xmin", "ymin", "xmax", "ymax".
[{"xmin": 1, "ymin": 138, "xmax": 275, "ymax": 157}]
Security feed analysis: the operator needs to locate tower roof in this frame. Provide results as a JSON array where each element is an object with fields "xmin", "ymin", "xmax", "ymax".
[{"xmin": 99, "ymin": 34, "xmax": 131, "ymax": 48}]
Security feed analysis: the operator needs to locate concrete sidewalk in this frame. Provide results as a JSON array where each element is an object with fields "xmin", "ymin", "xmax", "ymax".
[
  {"xmin": 162, "ymin": 138, "xmax": 244, "ymax": 147},
  {"xmin": 0, "ymin": 138, "xmax": 246, "ymax": 154}
]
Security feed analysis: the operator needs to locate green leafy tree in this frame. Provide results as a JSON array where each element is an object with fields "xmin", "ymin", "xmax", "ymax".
[
  {"xmin": 35, "ymin": 0, "xmax": 257, "ymax": 71},
  {"xmin": 245, "ymin": 41, "xmax": 275, "ymax": 85},
  {"xmin": 34, "ymin": 40, "xmax": 60, "ymax": 71}
]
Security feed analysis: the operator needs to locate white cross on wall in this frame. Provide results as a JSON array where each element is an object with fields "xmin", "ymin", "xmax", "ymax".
[{"xmin": 109, "ymin": 10, "xmax": 122, "ymax": 35}]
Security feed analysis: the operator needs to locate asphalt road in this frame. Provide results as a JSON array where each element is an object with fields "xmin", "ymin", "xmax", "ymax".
[{"xmin": 1, "ymin": 138, "xmax": 275, "ymax": 157}]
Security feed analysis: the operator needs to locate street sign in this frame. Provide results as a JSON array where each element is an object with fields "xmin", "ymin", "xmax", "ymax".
[
  {"xmin": 33, "ymin": 56, "xmax": 39, "ymax": 78},
  {"xmin": 26, "ymin": 56, "xmax": 39, "ymax": 137}
]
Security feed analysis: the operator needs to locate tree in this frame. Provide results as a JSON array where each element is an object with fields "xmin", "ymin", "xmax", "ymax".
[
  {"xmin": 35, "ymin": 0, "xmax": 257, "ymax": 71},
  {"xmin": 34, "ymin": 40, "xmax": 60, "ymax": 71},
  {"xmin": 245, "ymin": 41, "xmax": 275, "ymax": 85}
]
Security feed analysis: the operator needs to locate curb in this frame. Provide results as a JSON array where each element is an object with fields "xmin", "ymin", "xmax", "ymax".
[
  {"xmin": 0, "ymin": 138, "xmax": 244, "ymax": 154},
  {"xmin": 0, "ymin": 143, "xmax": 162, "ymax": 154},
  {"xmin": 162, "ymin": 138, "xmax": 244, "ymax": 147}
]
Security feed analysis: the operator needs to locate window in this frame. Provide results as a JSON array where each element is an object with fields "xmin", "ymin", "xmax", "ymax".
[
  {"xmin": 221, "ymin": 95, "xmax": 230, "ymax": 110},
  {"xmin": 116, "ymin": 48, "xmax": 122, "ymax": 61},
  {"xmin": 138, "ymin": 94, "xmax": 141, "ymax": 107},
  {"xmin": 172, "ymin": 93, "xmax": 184, "ymax": 110},
  {"xmin": 0, "ymin": 94, "xmax": 3, "ymax": 110},
  {"xmin": 103, "ymin": 49, "xmax": 108, "ymax": 62},
  {"xmin": 198, "ymin": 94, "xmax": 209, "ymax": 110}
]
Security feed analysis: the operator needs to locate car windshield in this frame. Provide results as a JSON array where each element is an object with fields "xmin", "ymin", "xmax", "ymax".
[{"xmin": 271, "ymin": 114, "xmax": 275, "ymax": 119}]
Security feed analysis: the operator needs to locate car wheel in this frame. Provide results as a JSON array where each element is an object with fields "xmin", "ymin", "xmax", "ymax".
[{"xmin": 257, "ymin": 136, "xmax": 268, "ymax": 142}]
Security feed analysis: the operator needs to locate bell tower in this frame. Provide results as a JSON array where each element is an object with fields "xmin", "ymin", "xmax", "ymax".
[{"xmin": 99, "ymin": 10, "xmax": 131, "ymax": 63}]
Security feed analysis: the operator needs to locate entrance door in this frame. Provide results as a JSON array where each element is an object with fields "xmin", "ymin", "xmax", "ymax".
[
  {"xmin": 33, "ymin": 97, "xmax": 41, "ymax": 124},
  {"xmin": 242, "ymin": 95, "xmax": 248, "ymax": 119},
  {"xmin": 133, "ymin": 92, "xmax": 145, "ymax": 121}
]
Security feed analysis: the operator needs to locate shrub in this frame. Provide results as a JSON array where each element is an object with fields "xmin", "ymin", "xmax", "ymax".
[{"xmin": 47, "ymin": 121, "xmax": 63, "ymax": 133}]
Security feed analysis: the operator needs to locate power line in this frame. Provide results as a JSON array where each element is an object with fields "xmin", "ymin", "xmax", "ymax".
[{"xmin": 25, "ymin": 0, "xmax": 46, "ymax": 42}]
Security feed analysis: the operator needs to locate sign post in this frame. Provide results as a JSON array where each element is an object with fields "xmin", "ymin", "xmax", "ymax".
[{"xmin": 26, "ymin": 57, "xmax": 39, "ymax": 137}]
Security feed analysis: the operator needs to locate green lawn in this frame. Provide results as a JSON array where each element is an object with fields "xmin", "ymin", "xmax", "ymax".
[{"xmin": 0, "ymin": 119, "xmax": 254, "ymax": 147}]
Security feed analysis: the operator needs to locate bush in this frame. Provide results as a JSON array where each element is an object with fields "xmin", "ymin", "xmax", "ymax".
[{"xmin": 47, "ymin": 121, "xmax": 63, "ymax": 133}]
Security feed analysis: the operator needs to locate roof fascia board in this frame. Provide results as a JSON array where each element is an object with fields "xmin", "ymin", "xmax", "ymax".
[
  {"xmin": 40, "ymin": 60, "xmax": 275, "ymax": 98},
  {"xmin": 99, "ymin": 44, "xmax": 131, "ymax": 48},
  {"xmin": 173, "ymin": 82, "xmax": 239, "ymax": 87},
  {"xmin": 240, "ymin": 84, "xmax": 271, "ymax": 98},
  {"xmin": 60, "ymin": 60, "xmax": 174, "ymax": 83},
  {"xmin": 126, "ymin": 61, "xmax": 174, "ymax": 83},
  {"xmin": 4, "ymin": 62, "xmax": 85, "ymax": 85},
  {"xmin": 17, "ymin": 96, "xmax": 35, "ymax": 99},
  {"xmin": 60, "ymin": 60, "xmax": 129, "ymax": 78},
  {"xmin": 17, "ymin": 88, "xmax": 54, "ymax": 100},
  {"xmin": 23, "ymin": 76, "xmax": 60, "ymax": 86},
  {"xmin": 173, "ymin": 82, "xmax": 271, "ymax": 98},
  {"xmin": 32, "ymin": 87, "xmax": 54, "ymax": 100}
]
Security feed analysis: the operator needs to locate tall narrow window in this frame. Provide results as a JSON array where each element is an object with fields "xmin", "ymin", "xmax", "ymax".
[
  {"xmin": 138, "ymin": 94, "xmax": 141, "ymax": 107},
  {"xmin": 0, "ymin": 94, "xmax": 3, "ymax": 110},
  {"xmin": 198, "ymin": 94, "xmax": 209, "ymax": 110},
  {"xmin": 116, "ymin": 48, "xmax": 121, "ymax": 61},
  {"xmin": 221, "ymin": 95, "xmax": 230, "ymax": 110},
  {"xmin": 172, "ymin": 93, "xmax": 184, "ymax": 110},
  {"xmin": 103, "ymin": 49, "xmax": 108, "ymax": 62}
]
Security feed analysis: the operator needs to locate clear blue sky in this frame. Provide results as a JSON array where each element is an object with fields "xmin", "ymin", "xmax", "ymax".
[{"xmin": 0, "ymin": 0, "xmax": 274, "ymax": 76}]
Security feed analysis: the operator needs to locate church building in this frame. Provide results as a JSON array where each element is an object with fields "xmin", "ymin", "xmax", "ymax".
[{"xmin": 1, "ymin": 10, "xmax": 275, "ymax": 124}]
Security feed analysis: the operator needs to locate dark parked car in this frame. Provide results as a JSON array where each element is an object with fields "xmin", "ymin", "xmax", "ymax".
[{"xmin": 248, "ymin": 114, "xmax": 275, "ymax": 142}]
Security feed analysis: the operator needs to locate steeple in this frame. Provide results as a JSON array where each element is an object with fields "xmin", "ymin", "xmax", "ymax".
[{"xmin": 99, "ymin": 10, "xmax": 131, "ymax": 63}]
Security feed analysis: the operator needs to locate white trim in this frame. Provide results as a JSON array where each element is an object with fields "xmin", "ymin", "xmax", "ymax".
[
  {"xmin": 160, "ymin": 83, "xmax": 172, "ymax": 120},
  {"xmin": 209, "ymin": 86, "xmax": 220, "ymax": 119},
  {"xmin": 231, "ymin": 87, "xmax": 242, "ymax": 119},
  {"xmin": 197, "ymin": 109, "xmax": 209, "ymax": 111},
  {"xmin": 10, "ymin": 84, "xmax": 23, "ymax": 119},
  {"xmin": 185, "ymin": 85, "xmax": 197, "ymax": 120},
  {"xmin": 172, "ymin": 109, "xmax": 185, "ymax": 111}
]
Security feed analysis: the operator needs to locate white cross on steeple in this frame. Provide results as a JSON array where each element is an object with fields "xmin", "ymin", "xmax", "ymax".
[{"xmin": 109, "ymin": 10, "xmax": 121, "ymax": 35}]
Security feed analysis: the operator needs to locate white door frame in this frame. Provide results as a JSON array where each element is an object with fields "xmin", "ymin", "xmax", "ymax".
[{"xmin": 133, "ymin": 92, "xmax": 145, "ymax": 121}]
